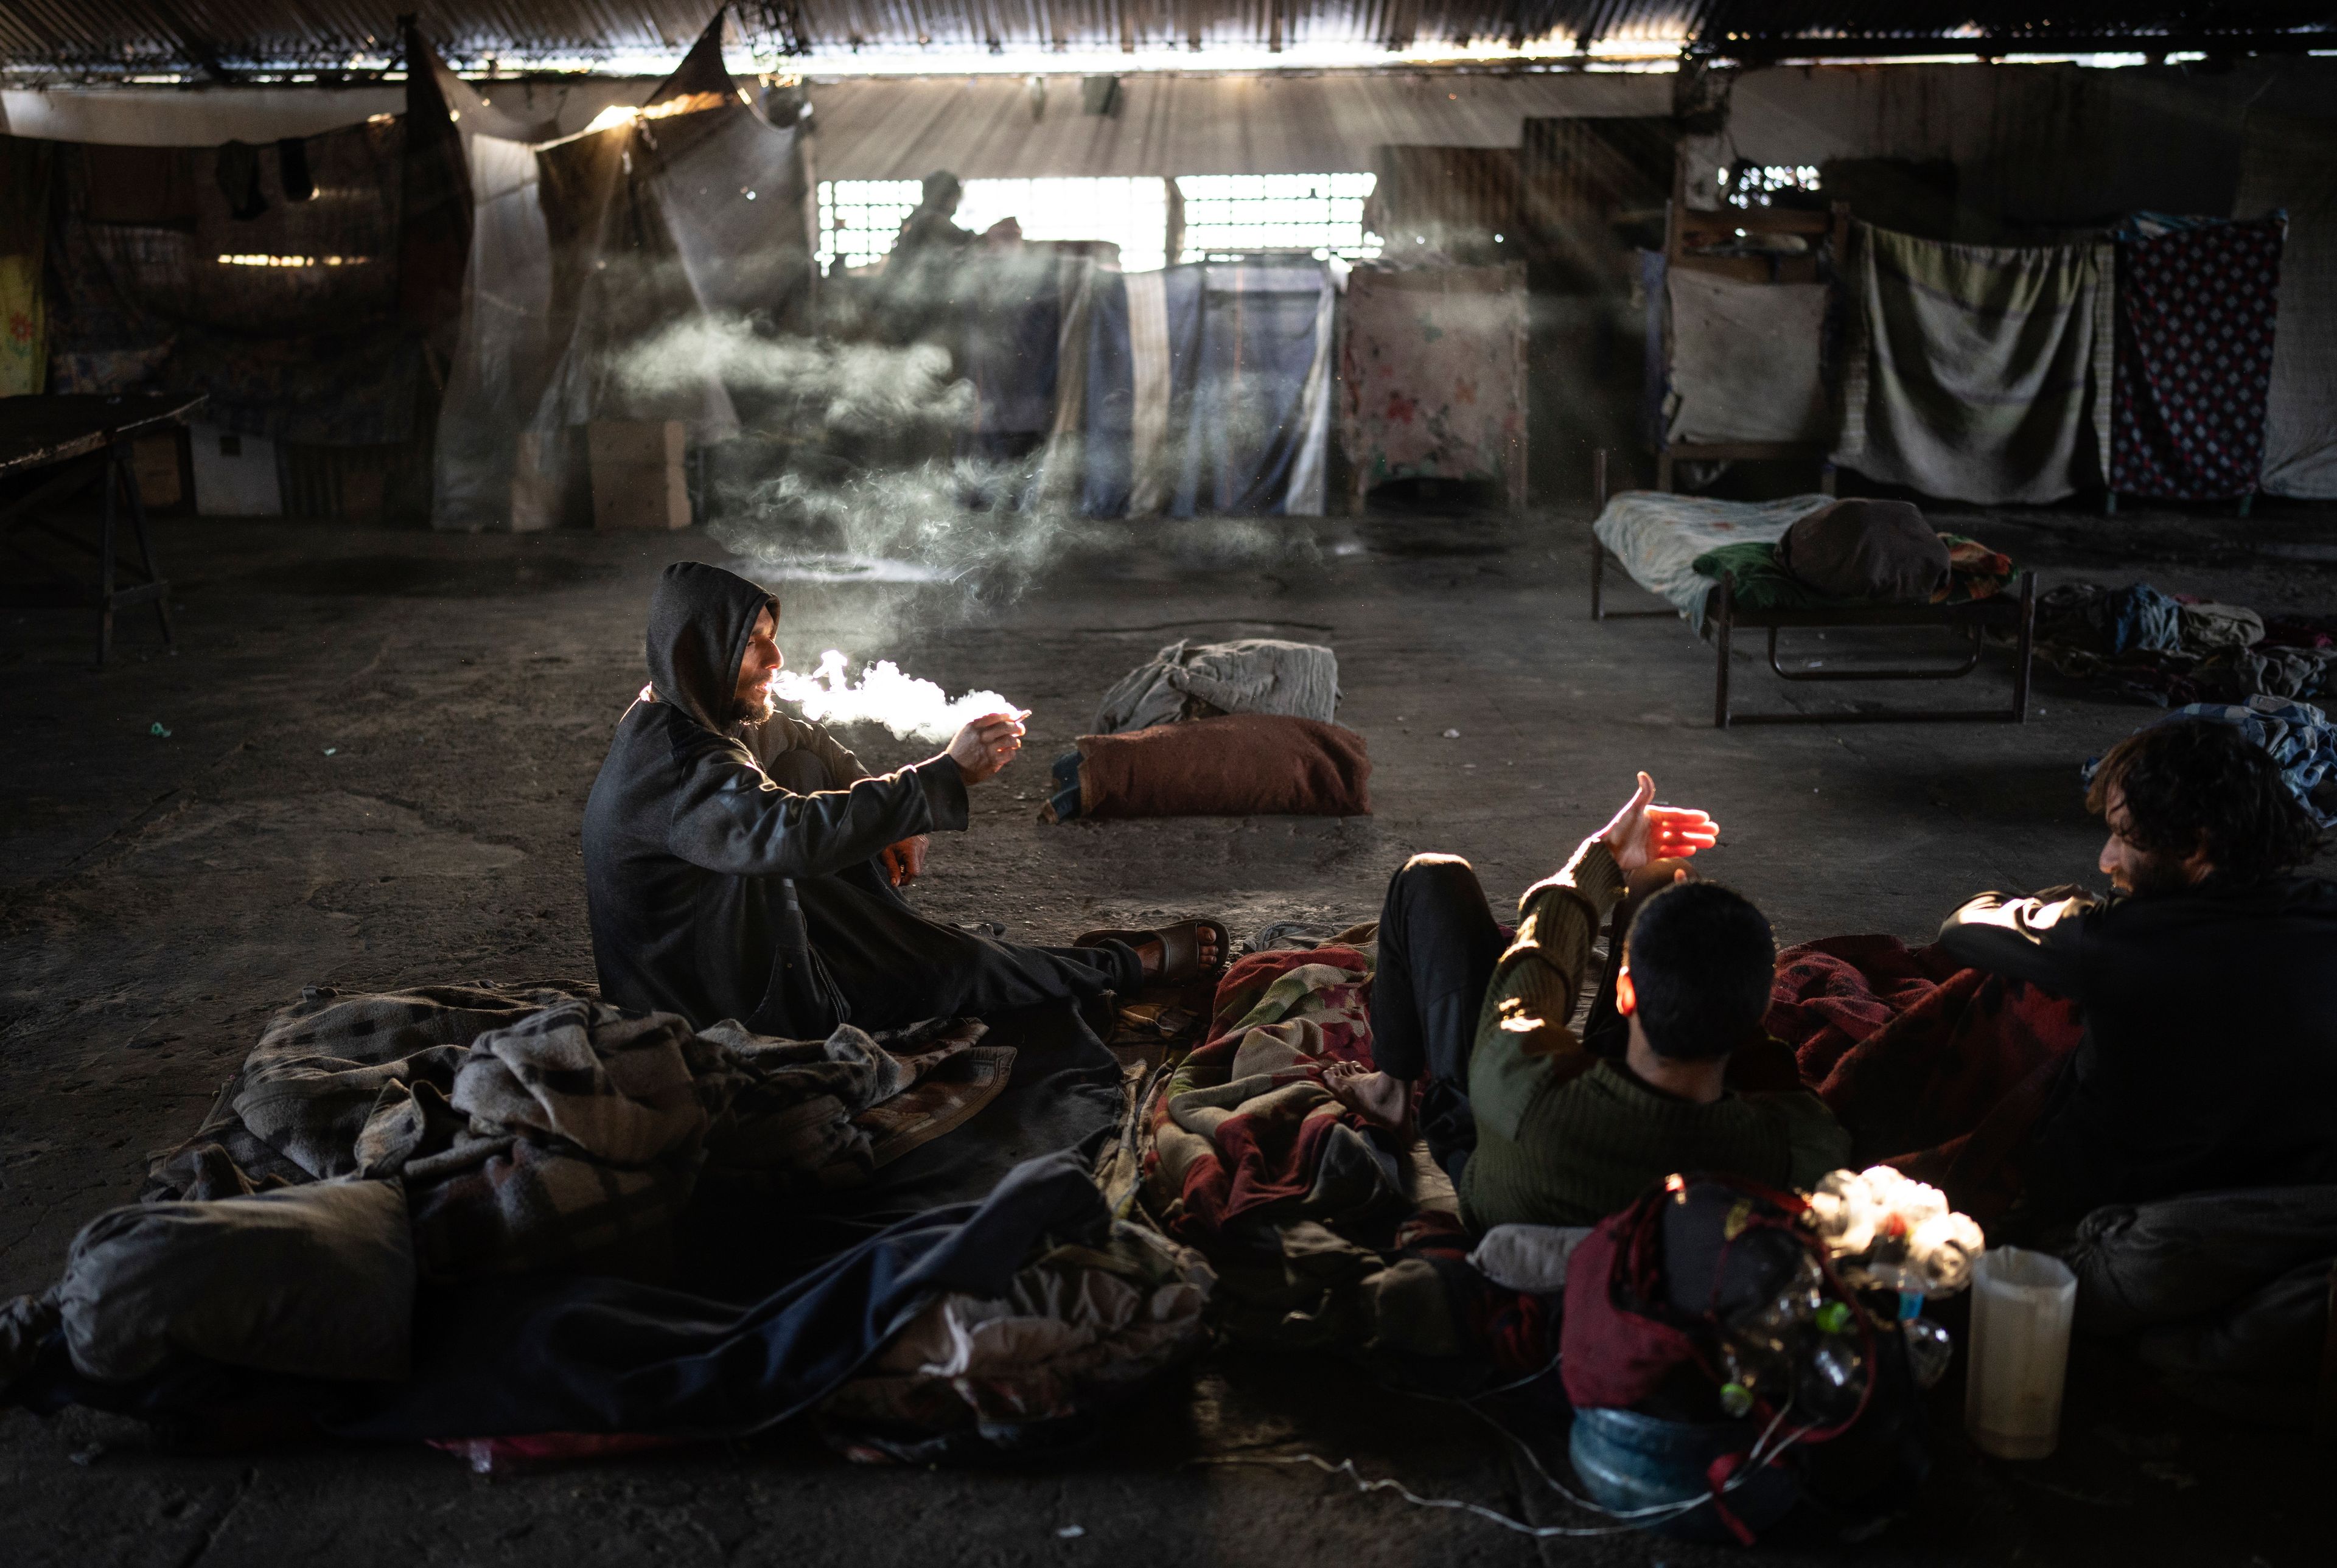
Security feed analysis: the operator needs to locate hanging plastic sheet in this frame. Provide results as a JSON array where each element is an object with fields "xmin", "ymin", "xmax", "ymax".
[
  {"xmin": 1172, "ymin": 262, "xmax": 1332, "ymax": 518},
  {"xmin": 527, "ymin": 19, "xmax": 812, "ymax": 451},
  {"xmin": 38, "ymin": 119, "xmax": 423, "ymax": 445},
  {"xmin": 2237, "ymin": 113, "xmax": 2337, "ymax": 500},
  {"xmin": 431, "ymin": 134, "xmax": 554, "ymax": 529},
  {"xmin": 960, "ymin": 248, "xmax": 1063, "ymax": 459}
]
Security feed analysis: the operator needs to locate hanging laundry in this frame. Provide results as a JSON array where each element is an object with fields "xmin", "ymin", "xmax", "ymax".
[
  {"xmin": 1340, "ymin": 263, "xmax": 1529, "ymax": 509},
  {"xmin": 1835, "ymin": 222, "xmax": 2113, "ymax": 505},
  {"xmin": 2111, "ymin": 218, "xmax": 2285, "ymax": 500}
]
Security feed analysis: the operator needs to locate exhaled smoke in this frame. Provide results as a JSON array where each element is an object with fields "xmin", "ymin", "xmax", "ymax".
[
  {"xmin": 612, "ymin": 316, "xmax": 973, "ymax": 441},
  {"xmin": 773, "ymin": 649, "xmax": 1024, "ymax": 744},
  {"xmin": 606, "ymin": 312, "xmax": 1324, "ymax": 630}
]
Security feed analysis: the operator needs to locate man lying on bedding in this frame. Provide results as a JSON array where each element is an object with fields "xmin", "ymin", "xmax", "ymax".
[
  {"xmin": 1326, "ymin": 774, "xmax": 1850, "ymax": 1230},
  {"xmin": 582, "ymin": 562, "xmax": 1224, "ymax": 1040},
  {"xmin": 1938, "ymin": 717, "xmax": 2337, "ymax": 1232}
]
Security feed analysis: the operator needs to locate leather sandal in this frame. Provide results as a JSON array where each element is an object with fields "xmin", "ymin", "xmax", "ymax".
[{"xmin": 1074, "ymin": 917, "xmax": 1231, "ymax": 984}]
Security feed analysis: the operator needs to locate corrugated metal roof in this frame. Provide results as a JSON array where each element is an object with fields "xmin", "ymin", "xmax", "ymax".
[{"xmin": 2, "ymin": 1, "xmax": 2331, "ymax": 76}]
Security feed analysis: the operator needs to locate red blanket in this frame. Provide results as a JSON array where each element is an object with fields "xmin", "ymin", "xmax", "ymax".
[{"xmin": 1766, "ymin": 936, "xmax": 2085, "ymax": 1220}]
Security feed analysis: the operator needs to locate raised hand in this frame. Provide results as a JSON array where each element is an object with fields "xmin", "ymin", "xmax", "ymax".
[
  {"xmin": 1596, "ymin": 770, "xmax": 1720, "ymax": 871},
  {"xmin": 948, "ymin": 711, "xmax": 1025, "ymax": 785}
]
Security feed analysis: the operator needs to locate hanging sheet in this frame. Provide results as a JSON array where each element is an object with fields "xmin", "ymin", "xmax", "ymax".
[
  {"xmin": 528, "ymin": 21, "xmax": 812, "ymax": 447},
  {"xmin": 960, "ymin": 248, "xmax": 1063, "ymax": 452},
  {"xmin": 2110, "ymin": 218, "xmax": 2285, "ymax": 500},
  {"xmin": 1080, "ymin": 270, "xmax": 1134, "ymax": 516},
  {"xmin": 1662, "ymin": 269, "xmax": 1830, "ymax": 448},
  {"xmin": 1130, "ymin": 268, "xmax": 1178, "ymax": 515},
  {"xmin": 37, "ymin": 122, "xmax": 424, "ymax": 445},
  {"xmin": 432, "ymin": 134, "xmax": 554, "ymax": 529},
  {"xmin": 1172, "ymin": 262, "xmax": 1330, "ymax": 518},
  {"xmin": 1835, "ymin": 221, "xmax": 2113, "ymax": 506},
  {"xmin": 1338, "ymin": 263, "xmax": 1528, "ymax": 507},
  {"xmin": 2236, "ymin": 113, "xmax": 2337, "ymax": 500},
  {"xmin": 0, "ymin": 136, "xmax": 48, "ymax": 394}
]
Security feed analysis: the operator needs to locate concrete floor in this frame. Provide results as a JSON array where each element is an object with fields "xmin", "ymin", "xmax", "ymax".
[{"xmin": 3, "ymin": 496, "xmax": 2332, "ymax": 1566}]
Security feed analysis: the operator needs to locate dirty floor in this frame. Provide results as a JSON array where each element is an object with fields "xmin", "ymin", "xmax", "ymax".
[{"xmin": 2, "ymin": 497, "xmax": 2329, "ymax": 1567}]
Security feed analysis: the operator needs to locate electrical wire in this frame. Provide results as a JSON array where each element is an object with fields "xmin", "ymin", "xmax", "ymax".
[{"xmin": 1194, "ymin": 1399, "xmax": 1818, "ymax": 1541}]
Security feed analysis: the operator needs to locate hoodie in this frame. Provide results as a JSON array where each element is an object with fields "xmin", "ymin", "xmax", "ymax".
[{"xmin": 582, "ymin": 562, "xmax": 969, "ymax": 1028}]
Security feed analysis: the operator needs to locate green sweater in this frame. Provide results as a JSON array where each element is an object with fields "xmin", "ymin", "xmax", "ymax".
[{"xmin": 1456, "ymin": 837, "xmax": 1852, "ymax": 1232}]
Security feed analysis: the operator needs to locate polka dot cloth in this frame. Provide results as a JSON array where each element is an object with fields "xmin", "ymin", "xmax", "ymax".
[{"xmin": 2111, "ymin": 218, "xmax": 2285, "ymax": 500}]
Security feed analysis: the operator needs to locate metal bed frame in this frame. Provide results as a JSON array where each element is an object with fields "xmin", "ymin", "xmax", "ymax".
[{"xmin": 1587, "ymin": 449, "xmax": 2037, "ymax": 730}]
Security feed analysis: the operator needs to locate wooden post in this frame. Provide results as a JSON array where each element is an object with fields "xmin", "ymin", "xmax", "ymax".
[{"xmin": 1713, "ymin": 576, "xmax": 1734, "ymax": 730}]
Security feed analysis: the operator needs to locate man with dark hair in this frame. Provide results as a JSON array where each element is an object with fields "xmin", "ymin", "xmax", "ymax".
[
  {"xmin": 1939, "ymin": 717, "xmax": 2336, "ymax": 1225},
  {"xmin": 1336, "ymin": 774, "xmax": 1850, "ymax": 1230},
  {"xmin": 582, "ymin": 562, "xmax": 1222, "ymax": 1038}
]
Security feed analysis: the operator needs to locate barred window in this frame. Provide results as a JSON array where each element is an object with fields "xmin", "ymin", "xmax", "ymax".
[{"xmin": 1175, "ymin": 173, "xmax": 1380, "ymax": 262}]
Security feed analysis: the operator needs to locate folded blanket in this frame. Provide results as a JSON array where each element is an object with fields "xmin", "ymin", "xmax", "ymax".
[
  {"xmin": 1691, "ymin": 533, "xmax": 2014, "ymax": 613},
  {"xmin": 1766, "ymin": 936, "xmax": 2085, "ymax": 1221},
  {"xmin": 1067, "ymin": 713, "xmax": 1371, "ymax": 820},
  {"xmin": 1092, "ymin": 637, "xmax": 1340, "ymax": 734}
]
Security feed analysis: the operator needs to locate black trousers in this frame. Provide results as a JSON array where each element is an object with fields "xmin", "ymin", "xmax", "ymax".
[
  {"xmin": 758, "ymin": 749, "xmax": 1141, "ymax": 1033},
  {"xmin": 1370, "ymin": 854, "xmax": 1632, "ymax": 1183}
]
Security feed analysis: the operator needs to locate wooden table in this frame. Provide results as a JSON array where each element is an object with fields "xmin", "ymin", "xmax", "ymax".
[{"xmin": 0, "ymin": 392, "xmax": 202, "ymax": 664}]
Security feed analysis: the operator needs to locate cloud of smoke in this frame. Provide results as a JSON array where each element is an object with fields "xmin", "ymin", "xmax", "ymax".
[
  {"xmin": 605, "ymin": 312, "xmax": 1324, "ymax": 637},
  {"xmin": 772, "ymin": 649, "xmax": 1024, "ymax": 744}
]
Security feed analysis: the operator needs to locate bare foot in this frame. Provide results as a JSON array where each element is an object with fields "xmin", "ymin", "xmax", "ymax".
[{"xmin": 1321, "ymin": 1061, "xmax": 1408, "ymax": 1131}]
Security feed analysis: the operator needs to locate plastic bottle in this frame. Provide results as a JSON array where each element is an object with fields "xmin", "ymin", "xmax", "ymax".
[{"xmin": 1964, "ymin": 1247, "xmax": 2078, "ymax": 1459}]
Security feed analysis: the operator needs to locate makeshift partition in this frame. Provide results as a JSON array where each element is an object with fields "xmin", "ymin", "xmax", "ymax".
[
  {"xmin": 1081, "ymin": 260, "xmax": 1333, "ymax": 518},
  {"xmin": 432, "ymin": 133, "xmax": 553, "ymax": 530},
  {"xmin": 2238, "ymin": 113, "xmax": 2337, "ymax": 500},
  {"xmin": 1338, "ymin": 262, "xmax": 1527, "ymax": 510}
]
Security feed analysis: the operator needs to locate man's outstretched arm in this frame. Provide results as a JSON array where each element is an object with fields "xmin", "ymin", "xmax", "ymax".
[
  {"xmin": 666, "ymin": 713, "xmax": 1022, "ymax": 881},
  {"xmin": 1469, "ymin": 774, "xmax": 1718, "ymax": 1141},
  {"xmin": 1935, "ymin": 887, "xmax": 2098, "ymax": 994}
]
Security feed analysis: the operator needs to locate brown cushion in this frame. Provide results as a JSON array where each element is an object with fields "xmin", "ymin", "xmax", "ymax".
[
  {"xmin": 1077, "ymin": 714, "xmax": 1372, "ymax": 819},
  {"xmin": 1775, "ymin": 498, "xmax": 1949, "ymax": 602}
]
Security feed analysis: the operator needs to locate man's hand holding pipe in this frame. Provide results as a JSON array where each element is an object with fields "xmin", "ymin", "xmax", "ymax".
[{"xmin": 949, "ymin": 711, "xmax": 1025, "ymax": 785}]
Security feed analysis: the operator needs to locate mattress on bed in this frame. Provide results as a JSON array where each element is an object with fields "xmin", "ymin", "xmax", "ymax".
[{"xmin": 1591, "ymin": 490, "xmax": 1834, "ymax": 632}]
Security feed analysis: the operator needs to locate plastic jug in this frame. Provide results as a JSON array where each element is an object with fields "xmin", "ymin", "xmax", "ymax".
[{"xmin": 1964, "ymin": 1246, "xmax": 2078, "ymax": 1459}]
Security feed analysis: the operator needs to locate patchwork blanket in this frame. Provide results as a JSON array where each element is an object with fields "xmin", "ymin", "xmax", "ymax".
[
  {"xmin": 1766, "ymin": 936, "xmax": 2085, "ymax": 1221},
  {"xmin": 1143, "ymin": 947, "xmax": 1394, "ymax": 1243},
  {"xmin": 1136, "ymin": 943, "xmax": 1559, "ymax": 1389},
  {"xmin": 149, "ymin": 983, "xmax": 1007, "ymax": 1280}
]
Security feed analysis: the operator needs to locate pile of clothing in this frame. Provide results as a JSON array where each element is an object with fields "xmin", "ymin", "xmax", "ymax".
[
  {"xmin": 1049, "ymin": 639, "xmax": 1371, "ymax": 822},
  {"xmin": 2031, "ymin": 581, "xmax": 2337, "ymax": 707}
]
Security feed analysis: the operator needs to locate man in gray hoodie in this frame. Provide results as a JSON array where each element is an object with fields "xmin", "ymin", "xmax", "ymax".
[{"xmin": 583, "ymin": 563, "xmax": 1218, "ymax": 1037}]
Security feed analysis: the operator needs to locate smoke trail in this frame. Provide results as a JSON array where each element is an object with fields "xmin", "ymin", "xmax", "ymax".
[{"xmin": 772, "ymin": 649, "xmax": 1024, "ymax": 744}]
